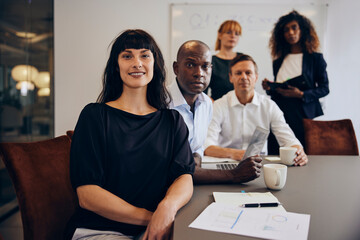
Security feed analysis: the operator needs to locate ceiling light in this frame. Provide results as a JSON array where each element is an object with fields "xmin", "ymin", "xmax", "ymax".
[
  {"xmin": 38, "ymin": 88, "xmax": 50, "ymax": 97},
  {"xmin": 34, "ymin": 71, "xmax": 50, "ymax": 88},
  {"xmin": 11, "ymin": 65, "xmax": 39, "ymax": 82},
  {"xmin": 15, "ymin": 31, "xmax": 37, "ymax": 39},
  {"xmin": 16, "ymin": 81, "xmax": 35, "ymax": 91}
]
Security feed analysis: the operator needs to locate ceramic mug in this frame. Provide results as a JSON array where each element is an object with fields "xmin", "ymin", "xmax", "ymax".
[
  {"xmin": 263, "ymin": 164, "xmax": 287, "ymax": 190},
  {"xmin": 280, "ymin": 147, "xmax": 297, "ymax": 165}
]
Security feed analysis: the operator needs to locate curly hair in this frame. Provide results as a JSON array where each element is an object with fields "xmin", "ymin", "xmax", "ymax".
[
  {"xmin": 269, "ymin": 10, "xmax": 320, "ymax": 59},
  {"xmin": 215, "ymin": 20, "xmax": 242, "ymax": 51},
  {"xmin": 97, "ymin": 29, "xmax": 169, "ymax": 109}
]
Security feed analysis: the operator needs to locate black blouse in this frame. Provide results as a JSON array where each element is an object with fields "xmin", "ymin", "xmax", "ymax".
[
  {"xmin": 67, "ymin": 103, "xmax": 195, "ymax": 237},
  {"xmin": 206, "ymin": 52, "xmax": 242, "ymax": 100}
]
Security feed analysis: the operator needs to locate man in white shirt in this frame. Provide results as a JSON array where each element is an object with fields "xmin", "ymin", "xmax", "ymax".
[
  {"xmin": 169, "ymin": 41, "xmax": 263, "ymax": 183},
  {"xmin": 204, "ymin": 54, "xmax": 308, "ymax": 166}
]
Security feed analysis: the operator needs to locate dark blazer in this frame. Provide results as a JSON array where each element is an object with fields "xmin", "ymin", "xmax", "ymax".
[{"xmin": 271, "ymin": 52, "xmax": 330, "ymax": 119}]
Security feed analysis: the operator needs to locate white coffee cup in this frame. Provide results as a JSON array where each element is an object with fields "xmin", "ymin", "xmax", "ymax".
[
  {"xmin": 263, "ymin": 164, "xmax": 287, "ymax": 190},
  {"xmin": 280, "ymin": 147, "xmax": 297, "ymax": 165}
]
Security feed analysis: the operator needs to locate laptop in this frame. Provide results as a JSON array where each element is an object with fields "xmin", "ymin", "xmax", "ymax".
[{"xmin": 201, "ymin": 126, "xmax": 270, "ymax": 170}]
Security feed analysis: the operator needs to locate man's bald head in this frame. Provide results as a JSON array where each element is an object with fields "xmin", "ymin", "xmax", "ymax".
[
  {"xmin": 176, "ymin": 40, "xmax": 210, "ymax": 62},
  {"xmin": 173, "ymin": 40, "xmax": 212, "ymax": 102}
]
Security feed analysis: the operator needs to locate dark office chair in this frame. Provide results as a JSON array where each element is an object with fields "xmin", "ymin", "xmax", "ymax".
[
  {"xmin": 303, "ymin": 118, "xmax": 359, "ymax": 155},
  {"xmin": 0, "ymin": 135, "xmax": 78, "ymax": 240}
]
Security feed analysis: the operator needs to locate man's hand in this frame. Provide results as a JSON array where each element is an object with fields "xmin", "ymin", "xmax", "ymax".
[
  {"xmin": 229, "ymin": 148, "xmax": 245, "ymax": 161},
  {"xmin": 229, "ymin": 156, "xmax": 262, "ymax": 183},
  {"xmin": 142, "ymin": 202, "xmax": 175, "ymax": 240},
  {"xmin": 292, "ymin": 145, "xmax": 308, "ymax": 166},
  {"xmin": 276, "ymin": 85, "xmax": 303, "ymax": 98},
  {"xmin": 204, "ymin": 145, "xmax": 245, "ymax": 161},
  {"xmin": 262, "ymin": 78, "xmax": 271, "ymax": 91}
]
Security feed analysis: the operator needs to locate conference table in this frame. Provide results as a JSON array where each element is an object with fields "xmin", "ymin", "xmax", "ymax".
[{"xmin": 173, "ymin": 156, "xmax": 360, "ymax": 240}]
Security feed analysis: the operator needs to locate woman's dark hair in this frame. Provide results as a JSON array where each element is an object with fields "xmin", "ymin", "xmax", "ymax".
[
  {"xmin": 269, "ymin": 10, "xmax": 320, "ymax": 59},
  {"xmin": 97, "ymin": 29, "xmax": 169, "ymax": 109}
]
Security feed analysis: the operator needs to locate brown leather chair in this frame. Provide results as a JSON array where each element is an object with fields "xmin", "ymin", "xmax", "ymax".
[
  {"xmin": 303, "ymin": 118, "xmax": 359, "ymax": 155},
  {"xmin": 0, "ymin": 135, "xmax": 78, "ymax": 240},
  {"xmin": 66, "ymin": 130, "xmax": 74, "ymax": 140}
]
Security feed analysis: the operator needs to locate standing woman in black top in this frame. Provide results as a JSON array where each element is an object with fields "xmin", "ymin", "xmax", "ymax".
[
  {"xmin": 67, "ymin": 29, "xmax": 195, "ymax": 240},
  {"xmin": 206, "ymin": 20, "xmax": 242, "ymax": 100},
  {"xmin": 262, "ymin": 10, "xmax": 329, "ymax": 153}
]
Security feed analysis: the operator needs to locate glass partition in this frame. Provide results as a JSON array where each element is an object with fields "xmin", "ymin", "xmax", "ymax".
[{"xmin": 0, "ymin": 0, "xmax": 54, "ymax": 219}]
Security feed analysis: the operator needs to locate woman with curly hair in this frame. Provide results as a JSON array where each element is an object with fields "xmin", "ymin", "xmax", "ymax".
[{"xmin": 262, "ymin": 10, "xmax": 329, "ymax": 153}]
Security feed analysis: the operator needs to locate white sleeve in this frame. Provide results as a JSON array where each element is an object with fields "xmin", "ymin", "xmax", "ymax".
[
  {"xmin": 194, "ymin": 148, "xmax": 204, "ymax": 158},
  {"xmin": 270, "ymin": 102, "xmax": 302, "ymax": 147},
  {"xmin": 204, "ymin": 100, "xmax": 224, "ymax": 149}
]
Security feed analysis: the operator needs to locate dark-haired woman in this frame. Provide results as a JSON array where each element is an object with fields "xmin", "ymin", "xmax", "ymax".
[
  {"xmin": 206, "ymin": 20, "xmax": 242, "ymax": 100},
  {"xmin": 262, "ymin": 10, "xmax": 329, "ymax": 153},
  {"xmin": 66, "ymin": 29, "xmax": 195, "ymax": 240}
]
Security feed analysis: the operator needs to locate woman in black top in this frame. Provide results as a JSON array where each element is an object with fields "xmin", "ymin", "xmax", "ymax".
[
  {"xmin": 67, "ymin": 29, "xmax": 195, "ymax": 240},
  {"xmin": 206, "ymin": 20, "xmax": 242, "ymax": 100},
  {"xmin": 262, "ymin": 11, "xmax": 329, "ymax": 153}
]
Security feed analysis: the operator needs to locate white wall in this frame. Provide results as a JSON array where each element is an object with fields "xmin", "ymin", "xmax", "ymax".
[
  {"xmin": 55, "ymin": 0, "xmax": 360, "ymax": 148},
  {"xmin": 321, "ymin": 0, "xmax": 360, "ymax": 149}
]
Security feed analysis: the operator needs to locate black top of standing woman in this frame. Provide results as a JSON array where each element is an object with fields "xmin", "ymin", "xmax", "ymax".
[{"xmin": 206, "ymin": 20, "xmax": 243, "ymax": 100}]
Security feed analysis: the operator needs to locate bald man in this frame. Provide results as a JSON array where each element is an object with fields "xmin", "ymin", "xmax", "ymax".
[{"xmin": 168, "ymin": 40, "xmax": 262, "ymax": 184}]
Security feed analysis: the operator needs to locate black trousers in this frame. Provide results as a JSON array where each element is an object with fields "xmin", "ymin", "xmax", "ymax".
[{"xmin": 268, "ymin": 97, "xmax": 306, "ymax": 155}]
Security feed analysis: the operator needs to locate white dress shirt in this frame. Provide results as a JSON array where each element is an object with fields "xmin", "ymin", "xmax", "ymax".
[
  {"xmin": 168, "ymin": 80, "xmax": 213, "ymax": 157},
  {"xmin": 204, "ymin": 90, "xmax": 301, "ymax": 154}
]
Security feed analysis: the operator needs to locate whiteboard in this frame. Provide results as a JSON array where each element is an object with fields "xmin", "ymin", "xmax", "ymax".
[{"xmin": 170, "ymin": 3, "xmax": 328, "ymax": 93}]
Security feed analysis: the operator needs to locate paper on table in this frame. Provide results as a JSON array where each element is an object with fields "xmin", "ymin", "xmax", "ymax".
[
  {"xmin": 265, "ymin": 156, "xmax": 281, "ymax": 162},
  {"xmin": 213, "ymin": 192, "xmax": 286, "ymax": 212},
  {"xmin": 189, "ymin": 202, "xmax": 310, "ymax": 240},
  {"xmin": 202, "ymin": 156, "xmax": 238, "ymax": 163}
]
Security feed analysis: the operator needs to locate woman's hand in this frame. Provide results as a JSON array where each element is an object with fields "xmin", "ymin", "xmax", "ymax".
[
  {"xmin": 276, "ymin": 85, "xmax": 304, "ymax": 98},
  {"xmin": 76, "ymin": 185, "xmax": 153, "ymax": 226},
  {"xmin": 292, "ymin": 145, "xmax": 308, "ymax": 166},
  {"xmin": 142, "ymin": 201, "xmax": 176, "ymax": 240},
  {"xmin": 143, "ymin": 174, "xmax": 193, "ymax": 240},
  {"xmin": 262, "ymin": 78, "xmax": 271, "ymax": 91}
]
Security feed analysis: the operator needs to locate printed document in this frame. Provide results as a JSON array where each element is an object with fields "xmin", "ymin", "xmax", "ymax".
[
  {"xmin": 213, "ymin": 192, "xmax": 286, "ymax": 212},
  {"xmin": 189, "ymin": 202, "xmax": 310, "ymax": 240}
]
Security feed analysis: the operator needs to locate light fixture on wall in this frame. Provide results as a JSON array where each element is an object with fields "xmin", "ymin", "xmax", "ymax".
[
  {"xmin": 11, "ymin": 64, "xmax": 39, "ymax": 82},
  {"xmin": 34, "ymin": 71, "xmax": 50, "ymax": 88}
]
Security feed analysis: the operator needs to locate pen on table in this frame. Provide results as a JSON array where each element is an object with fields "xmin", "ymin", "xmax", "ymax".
[{"xmin": 241, "ymin": 202, "xmax": 282, "ymax": 208}]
